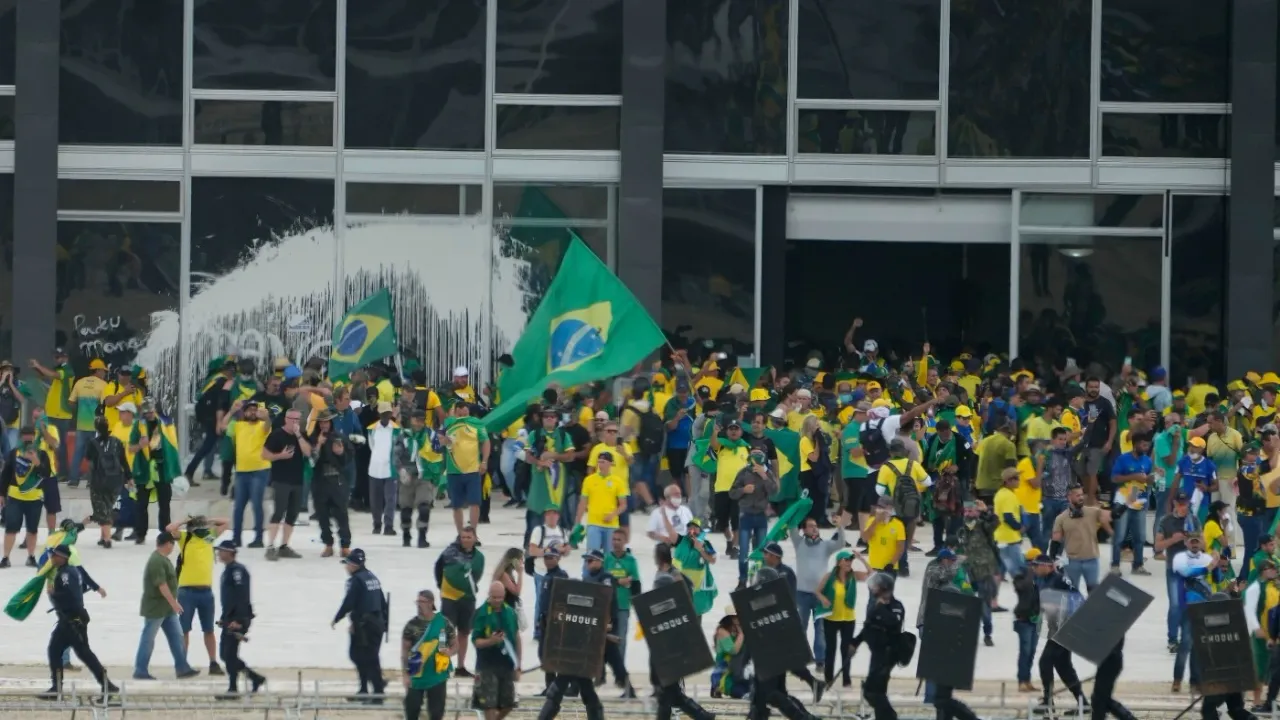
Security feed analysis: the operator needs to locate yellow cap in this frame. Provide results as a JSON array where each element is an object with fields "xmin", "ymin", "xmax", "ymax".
[
  {"xmin": 1262, "ymin": 372, "xmax": 1280, "ymax": 388},
  {"xmin": 872, "ymin": 398, "xmax": 892, "ymax": 408},
  {"xmin": 749, "ymin": 388, "xmax": 770, "ymax": 402},
  {"xmin": 1247, "ymin": 371, "xmax": 1263, "ymax": 385},
  {"xmin": 949, "ymin": 360, "xmax": 965, "ymax": 372},
  {"xmin": 954, "ymin": 404, "xmax": 973, "ymax": 418},
  {"xmin": 1024, "ymin": 547, "xmax": 1043, "ymax": 561},
  {"xmin": 866, "ymin": 381, "xmax": 882, "ymax": 391},
  {"xmin": 88, "ymin": 359, "xmax": 107, "ymax": 371},
  {"xmin": 1189, "ymin": 436, "xmax": 1207, "ymax": 448}
]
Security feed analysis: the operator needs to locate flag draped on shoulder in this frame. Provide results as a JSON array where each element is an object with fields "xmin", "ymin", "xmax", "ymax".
[
  {"xmin": 765, "ymin": 427, "xmax": 801, "ymax": 504},
  {"xmin": 485, "ymin": 239, "xmax": 665, "ymax": 433},
  {"xmin": 330, "ymin": 288, "xmax": 398, "ymax": 380}
]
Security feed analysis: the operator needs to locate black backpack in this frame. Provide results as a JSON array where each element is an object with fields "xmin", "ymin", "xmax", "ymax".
[
  {"xmin": 890, "ymin": 460, "xmax": 922, "ymax": 520},
  {"xmin": 632, "ymin": 404, "xmax": 665, "ymax": 458},
  {"xmin": 810, "ymin": 431, "xmax": 833, "ymax": 482},
  {"xmin": 95, "ymin": 438, "xmax": 126, "ymax": 481},
  {"xmin": 861, "ymin": 420, "xmax": 890, "ymax": 467}
]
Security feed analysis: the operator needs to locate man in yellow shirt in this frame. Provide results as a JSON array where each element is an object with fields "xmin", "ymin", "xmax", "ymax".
[
  {"xmin": 1016, "ymin": 442, "xmax": 1044, "ymax": 551},
  {"xmin": 874, "ymin": 439, "xmax": 929, "ymax": 575},
  {"xmin": 993, "ymin": 468, "xmax": 1026, "ymax": 575},
  {"xmin": 164, "ymin": 515, "xmax": 230, "ymax": 676},
  {"xmin": 588, "ymin": 420, "xmax": 648, "ymax": 539},
  {"xmin": 66, "ymin": 359, "xmax": 109, "ymax": 488},
  {"xmin": 29, "ymin": 348, "xmax": 73, "ymax": 478},
  {"xmin": 1021, "ymin": 398, "xmax": 1065, "ymax": 457},
  {"xmin": 862, "ymin": 496, "xmax": 905, "ymax": 573},
  {"xmin": 218, "ymin": 399, "xmax": 271, "ymax": 548},
  {"xmin": 709, "ymin": 419, "xmax": 751, "ymax": 557},
  {"xmin": 576, "ymin": 452, "xmax": 629, "ymax": 560},
  {"xmin": 103, "ymin": 366, "xmax": 144, "ymax": 433}
]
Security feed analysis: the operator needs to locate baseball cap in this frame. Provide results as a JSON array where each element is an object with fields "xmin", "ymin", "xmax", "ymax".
[
  {"xmin": 453, "ymin": 366, "xmax": 469, "ymax": 377},
  {"xmin": 725, "ymin": 419, "xmax": 742, "ymax": 430},
  {"xmin": 584, "ymin": 549, "xmax": 605, "ymax": 562},
  {"xmin": 216, "ymin": 540, "xmax": 238, "ymax": 553},
  {"xmin": 795, "ymin": 388, "xmax": 812, "ymax": 399},
  {"xmin": 763, "ymin": 542, "xmax": 784, "ymax": 558},
  {"xmin": 596, "ymin": 451, "xmax": 614, "ymax": 463},
  {"xmin": 88, "ymin": 359, "xmax": 107, "ymax": 371},
  {"xmin": 1173, "ymin": 491, "xmax": 1190, "ymax": 504},
  {"xmin": 805, "ymin": 358, "xmax": 821, "ymax": 370},
  {"xmin": 342, "ymin": 548, "xmax": 367, "ymax": 566},
  {"xmin": 937, "ymin": 548, "xmax": 956, "ymax": 561},
  {"xmin": 377, "ymin": 401, "xmax": 393, "ymax": 413},
  {"xmin": 876, "ymin": 496, "xmax": 894, "ymax": 508},
  {"xmin": 51, "ymin": 544, "xmax": 72, "ymax": 559},
  {"xmin": 53, "ymin": 347, "xmax": 67, "ymax": 357},
  {"xmin": 866, "ymin": 381, "xmax": 882, "ymax": 391},
  {"xmin": 543, "ymin": 546, "xmax": 562, "ymax": 559},
  {"xmin": 1189, "ymin": 436, "xmax": 1206, "ymax": 449},
  {"xmin": 954, "ymin": 404, "xmax": 973, "ymax": 418},
  {"xmin": 855, "ymin": 401, "xmax": 872, "ymax": 412},
  {"xmin": 117, "ymin": 402, "xmax": 137, "ymax": 415},
  {"xmin": 769, "ymin": 407, "xmax": 786, "ymax": 420},
  {"xmin": 1151, "ymin": 367, "xmax": 1168, "ymax": 381}
]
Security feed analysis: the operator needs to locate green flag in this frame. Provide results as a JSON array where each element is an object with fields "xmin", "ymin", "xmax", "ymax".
[
  {"xmin": 485, "ymin": 239, "xmax": 665, "ymax": 432},
  {"xmin": 330, "ymin": 288, "xmax": 398, "ymax": 380},
  {"xmin": 766, "ymin": 427, "xmax": 801, "ymax": 504}
]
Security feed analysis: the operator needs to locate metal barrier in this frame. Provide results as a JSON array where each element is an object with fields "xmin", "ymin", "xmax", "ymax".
[{"xmin": 0, "ymin": 682, "xmax": 1228, "ymax": 720}]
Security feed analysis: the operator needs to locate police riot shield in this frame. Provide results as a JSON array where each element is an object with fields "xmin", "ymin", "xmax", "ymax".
[
  {"xmin": 633, "ymin": 581, "xmax": 714, "ymax": 687},
  {"xmin": 1188, "ymin": 600, "xmax": 1256, "ymax": 696},
  {"xmin": 731, "ymin": 577, "xmax": 811, "ymax": 681},
  {"xmin": 1053, "ymin": 575, "xmax": 1154, "ymax": 664},
  {"xmin": 541, "ymin": 578, "xmax": 614, "ymax": 679},
  {"xmin": 916, "ymin": 590, "xmax": 982, "ymax": 690}
]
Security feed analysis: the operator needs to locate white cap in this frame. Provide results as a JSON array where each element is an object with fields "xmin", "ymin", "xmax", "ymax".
[
  {"xmin": 453, "ymin": 366, "xmax": 469, "ymax": 377},
  {"xmin": 769, "ymin": 407, "xmax": 786, "ymax": 419},
  {"xmin": 805, "ymin": 357, "xmax": 821, "ymax": 369},
  {"xmin": 863, "ymin": 339, "xmax": 878, "ymax": 353},
  {"xmin": 796, "ymin": 388, "xmax": 812, "ymax": 398},
  {"xmin": 594, "ymin": 410, "xmax": 610, "ymax": 421},
  {"xmin": 117, "ymin": 402, "xmax": 137, "ymax": 415}
]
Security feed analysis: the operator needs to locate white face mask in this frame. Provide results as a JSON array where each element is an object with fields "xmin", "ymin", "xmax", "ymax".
[
  {"xmin": 1188, "ymin": 452, "xmax": 1203, "ymax": 461},
  {"xmin": 669, "ymin": 497, "xmax": 683, "ymax": 508}
]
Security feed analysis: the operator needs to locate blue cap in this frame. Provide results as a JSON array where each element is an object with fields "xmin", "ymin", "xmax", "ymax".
[
  {"xmin": 342, "ymin": 548, "xmax": 366, "ymax": 566},
  {"xmin": 1151, "ymin": 367, "xmax": 1167, "ymax": 381},
  {"xmin": 51, "ymin": 544, "xmax": 72, "ymax": 559},
  {"xmin": 937, "ymin": 548, "xmax": 956, "ymax": 561},
  {"xmin": 584, "ymin": 549, "xmax": 605, "ymax": 562},
  {"xmin": 763, "ymin": 542, "xmax": 784, "ymax": 558},
  {"xmin": 543, "ymin": 546, "xmax": 562, "ymax": 559},
  {"xmin": 216, "ymin": 540, "xmax": 238, "ymax": 553}
]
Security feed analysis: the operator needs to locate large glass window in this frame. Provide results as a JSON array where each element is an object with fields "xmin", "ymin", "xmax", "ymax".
[
  {"xmin": 194, "ymin": 100, "xmax": 335, "ymax": 146},
  {"xmin": 1101, "ymin": 113, "xmax": 1230, "ymax": 158},
  {"xmin": 797, "ymin": 110, "xmax": 936, "ymax": 155},
  {"xmin": 0, "ymin": 175, "xmax": 11, "ymax": 360},
  {"xmin": 56, "ymin": 221, "xmax": 179, "ymax": 377},
  {"xmin": 1101, "ymin": 0, "xmax": 1230, "ymax": 104},
  {"xmin": 0, "ymin": 94, "xmax": 12, "ymax": 141},
  {"xmin": 948, "ymin": 0, "xmax": 1090, "ymax": 158},
  {"xmin": 1019, "ymin": 234, "xmax": 1162, "ymax": 373},
  {"xmin": 1169, "ymin": 195, "xmax": 1225, "ymax": 385},
  {"xmin": 495, "ymin": 0, "xmax": 622, "ymax": 95},
  {"xmin": 1020, "ymin": 194, "xmax": 1163, "ymax": 229},
  {"xmin": 662, "ymin": 188, "xmax": 755, "ymax": 353},
  {"xmin": 60, "ymin": 0, "xmax": 183, "ymax": 145},
  {"xmin": 665, "ymin": 0, "xmax": 788, "ymax": 155},
  {"xmin": 495, "ymin": 105, "xmax": 619, "ymax": 150},
  {"xmin": 347, "ymin": 183, "xmax": 480, "ymax": 216},
  {"xmin": 189, "ymin": 178, "xmax": 335, "ymax": 388},
  {"xmin": 193, "ymin": 0, "xmax": 337, "ymax": 91},
  {"xmin": 345, "ymin": 0, "xmax": 485, "ymax": 150},
  {"xmin": 58, "ymin": 180, "xmax": 182, "ymax": 213},
  {"xmin": 0, "ymin": 0, "xmax": 13, "ymax": 86},
  {"xmin": 796, "ymin": 0, "xmax": 940, "ymax": 101}
]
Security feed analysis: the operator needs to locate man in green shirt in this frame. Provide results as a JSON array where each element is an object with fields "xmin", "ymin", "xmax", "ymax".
[
  {"xmin": 133, "ymin": 532, "xmax": 199, "ymax": 680},
  {"xmin": 840, "ymin": 402, "xmax": 871, "ymax": 512},
  {"xmin": 975, "ymin": 420, "xmax": 1018, "ymax": 503},
  {"xmin": 603, "ymin": 529, "xmax": 642, "ymax": 661}
]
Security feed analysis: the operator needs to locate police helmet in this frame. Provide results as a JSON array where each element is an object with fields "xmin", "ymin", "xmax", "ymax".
[
  {"xmin": 867, "ymin": 572, "xmax": 896, "ymax": 596},
  {"xmin": 753, "ymin": 566, "xmax": 781, "ymax": 586}
]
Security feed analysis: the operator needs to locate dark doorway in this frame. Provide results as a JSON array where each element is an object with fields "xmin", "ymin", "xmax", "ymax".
[{"xmin": 784, "ymin": 240, "xmax": 1010, "ymax": 367}]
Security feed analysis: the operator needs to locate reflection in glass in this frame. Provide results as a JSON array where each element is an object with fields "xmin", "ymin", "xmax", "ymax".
[
  {"xmin": 60, "ymin": 0, "xmax": 183, "ymax": 145},
  {"xmin": 495, "ymin": 221, "xmax": 607, "ymax": 319},
  {"xmin": 0, "ymin": 175, "xmax": 11, "ymax": 360},
  {"xmin": 349, "ymin": 215, "xmax": 492, "ymax": 384},
  {"xmin": 193, "ymin": 0, "xmax": 337, "ymax": 90},
  {"xmin": 1019, "ymin": 235, "xmax": 1162, "ymax": 373},
  {"xmin": 0, "ymin": 0, "xmax": 12, "ymax": 85},
  {"xmin": 1102, "ymin": 113, "xmax": 1229, "ymax": 159},
  {"xmin": 1101, "ymin": 0, "xmax": 1229, "ymax": 104},
  {"xmin": 496, "ymin": 0, "xmax": 622, "ymax": 95},
  {"xmin": 662, "ymin": 189, "xmax": 755, "ymax": 352},
  {"xmin": 0, "ymin": 94, "xmax": 11, "ymax": 141},
  {"xmin": 1019, "ymin": 194, "xmax": 1164, "ymax": 229},
  {"xmin": 58, "ymin": 180, "xmax": 181, "ymax": 213},
  {"xmin": 494, "ymin": 184, "xmax": 610, "ymax": 221},
  {"xmin": 797, "ymin": 110, "xmax": 936, "ymax": 155},
  {"xmin": 495, "ymin": 105, "xmax": 619, "ymax": 150},
  {"xmin": 347, "ymin": 184, "xmax": 479, "ymax": 216},
  {"xmin": 194, "ymin": 100, "xmax": 334, "ymax": 146},
  {"xmin": 797, "ymin": 0, "xmax": 940, "ymax": 101},
  {"xmin": 786, "ymin": 241, "xmax": 1009, "ymax": 363},
  {"xmin": 1169, "ymin": 196, "xmax": 1225, "ymax": 384},
  {"xmin": 185, "ymin": 177, "xmax": 335, "ymax": 409},
  {"xmin": 345, "ymin": 0, "xmax": 485, "ymax": 150},
  {"xmin": 665, "ymin": 0, "xmax": 788, "ymax": 155},
  {"xmin": 56, "ymin": 222, "xmax": 179, "ymax": 381},
  {"xmin": 948, "ymin": 0, "xmax": 1090, "ymax": 158}
]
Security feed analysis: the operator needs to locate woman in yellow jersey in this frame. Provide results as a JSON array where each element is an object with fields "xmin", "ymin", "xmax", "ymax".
[{"xmin": 815, "ymin": 549, "xmax": 870, "ymax": 688}]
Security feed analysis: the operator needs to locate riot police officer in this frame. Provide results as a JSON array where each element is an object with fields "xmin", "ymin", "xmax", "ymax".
[
  {"xmin": 854, "ymin": 572, "xmax": 907, "ymax": 720},
  {"xmin": 582, "ymin": 548, "xmax": 635, "ymax": 697},
  {"xmin": 650, "ymin": 571, "xmax": 716, "ymax": 720},
  {"xmin": 745, "ymin": 567, "xmax": 820, "ymax": 720},
  {"xmin": 44, "ymin": 544, "xmax": 117, "ymax": 701},
  {"xmin": 216, "ymin": 540, "xmax": 265, "ymax": 698},
  {"xmin": 333, "ymin": 548, "xmax": 389, "ymax": 704}
]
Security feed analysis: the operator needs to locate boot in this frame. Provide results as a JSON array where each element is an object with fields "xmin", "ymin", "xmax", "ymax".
[
  {"xmin": 111, "ymin": 527, "xmax": 123, "ymax": 542},
  {"xmin": 774, "ymin": 693, "xmax": 820, "ymax": 720},
  {"xmin": 41, "ymin": 667, "xmax": 63, "ymax": 699},
  {"xmin": 417, "ymin": 528, "xmax": 429, "ymax": 548},
  {"xmin": 402, "ymin": 528, "xmax": 411, "ymax": 547},
  {"xmin": 537, "ymin": 681, "xmax": 565, "ymax": 720},
  {"xmin": 674, "ymin": 694, "xmax": 716, "ymax": 720},
  {"xmin": 249, "ymin": 671, "xmax": 266, "ymax": 693},
  {"xmin": 321, "ymin": 545, "xmax": 334, "ymax": 558},
  {"xmin": 585, "ymin": 700, "xmax": 606, "ymax": 720}
]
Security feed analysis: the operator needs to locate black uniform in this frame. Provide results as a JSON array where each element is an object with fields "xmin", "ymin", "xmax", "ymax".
[
  {"xmin": 47, "ymin": 563, "xmax": 111, "ymax": 694},
  {"xmin": 650, "ymin": 570, "xmax": 715, "ymax": 720},
  {"xmin": 334, "ymin": 566, "xmax": 388, "ymax": 700},
  {"xmin": 534, "ymin": 565, "xmax": 569, "ymax": 690},
  {"xmin": 219, "ymin": 560, "xmax": 264, "ymax": 694},
  {"xmin": 1202, "ymin": 693, "xmax": 1257, "ymax": 720},
  {"xmin": 1090, "ymin": 636, "xmax": 1137, "ymax": 720},
  {"xmin": 1035, "ymin": 571, "xmax": 1086, "ymax": 708},
  {"xmin": 537, "ymin": 568, "xmax": 625, "ymax": 720},
  {"xmin": 856, "ymin": 597, "xmax": 907, "ymax": 720}
]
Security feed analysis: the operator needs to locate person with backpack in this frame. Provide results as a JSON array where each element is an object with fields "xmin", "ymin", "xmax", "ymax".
[
  {"xmin": 85, "ymin": 416, "xmax": 129, "ymax": 549},
  {"xmin": 622, "ymin": 386, "xmax": 665, "ymax": 508},
  {"xmin": 859, "ymin": 398, "xmax": 938, "ymax": 543},
  {"xmin": 184, "ymin": 359, "xmax": 235, "ymax": 485},
  {"xmin": 873, "ymin": 439, "xmax": 929, "ymax": 577}
]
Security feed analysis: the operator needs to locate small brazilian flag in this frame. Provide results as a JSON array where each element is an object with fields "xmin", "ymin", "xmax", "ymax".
[{"xmin": 330, "ymin": 289, "xmax": 398, "ymax": 380}]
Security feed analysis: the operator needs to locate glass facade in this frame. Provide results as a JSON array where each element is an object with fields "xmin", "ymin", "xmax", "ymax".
[{"xmin": 0, "ymin": 0, "xmax": 1259, "ymax": 438}]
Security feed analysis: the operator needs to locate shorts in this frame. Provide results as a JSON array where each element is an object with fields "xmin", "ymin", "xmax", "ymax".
[
  {"xmin": 178, "ymin": 586, "xmax": 216, "ymax": 633},
  {"xmin": 665, "ymin": 449, "xmax": 688, "ymax": 479},
  {"xmin": 89, "ymin": 482, "xmax": 118, "ymax": 525},
  {"xmin": 269, "ymin": 483, "xmax": 302, "ymax": 525},
  {"xmin": 844, "ymin": 475, "xmax": 875, "ymax": 514},
  {"xmin": 442, "ymin": 597, "xmax": 476, "ymax": 634},
  {"xmin": 472, "ymin": 666, "xmax": 517, "ymax": 710},
  {"xmin": 3, "ymin": 498, "xmax": 41, "ymax": 534},
  {"xmin": 1254, "ymin": 636, "xmax": 1270, "ymax": 683},
  {"xmin": 1077, "ymin": 448, "xmax": 1107, "ymax": 478},
  {"xmin": 447, "ymin": 472, "xmax": 482, "ymax": 508},
  {"xmin": 713, "ymin": 491, "xmax": 739, "ymax": 532},
  {"xmin": 41, "ymin": 478, "xmax": 61, "ymax": 515}
]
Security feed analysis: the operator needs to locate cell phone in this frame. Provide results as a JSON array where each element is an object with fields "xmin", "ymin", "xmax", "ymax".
[{"xmin": 1123, "ymin": 356, "xmax": 1132, "ymax": 369}]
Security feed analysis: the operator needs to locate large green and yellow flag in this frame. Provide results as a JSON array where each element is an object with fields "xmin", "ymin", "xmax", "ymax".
[
  {"xmin": 485, "ymin": 239, "xmax": 665, "ymax": 433},
  {"xmin": 330, "ymin": 288, "xmax": 398, "ymax": 380},
  {"xmin": 766, "ymin": 427, "xmax": 801, "ymax": 504}
]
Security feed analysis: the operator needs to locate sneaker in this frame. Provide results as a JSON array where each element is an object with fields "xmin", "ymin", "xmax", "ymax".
[
  {"xmin": 321, "ymin": 545, "xmax": 334, "ymax": 558},
  {"xmin": 402, "ymin": 530, "xmax": 411, "ymax": 548},
  {"xmin": 247, "ymin": 540, "xmax": 264, "ymax": 549},
  {"xmin": 264, "ymin": 547, "xmax": 279, "ymax": 562},
  {"xmin": 503, "ymin": 499, "xmax": 518, "ymax": 509},
  {"xmin": 992, "ymin": 606, "xmax": 1008, "ymax": 613},
  {"xmin": 177, "ymin": 668, "xmax": 201, "ymax": 680},
  {"xmin": 1, "ymin": 557, "xmax": 12, "ymax": 568},
  {"xmin": 134, "ymin": 535, "xmax": 146, "ymax": 545},
  {"xmin": 293, "ymin": 518, "xmax": 310, "ymax": 527},
  {"xmin": 454, "ymin": 668, "xmax": 474, "ymax": 679},
  {"xmin": 277, "ymin": 545, "xmax": 302, "ymax": 559},
  {"xmin": 373, "ymin": 524, "xmax": 381, "ymax": 535},
  {"xmin": 1252, "ymin": 704, "xmax": 1273, "ymax": 714},
  {"xmin": 25, "ymin": 556, "xmax": 36, "ymax": 568},
  {"xmin": 898, "ymin": 567, "xmax": 911, "ymax": 578},
  {"xmin": 925, "ymin": 548, "xmax": 941, "ymax": 557},
  {"xmin": 1109, "ymin": 566, "xmax": 1122, "ymax": 576},
  {"xmin": 382, "ymin": 527, "xmax": 396, "ymax": 537},
  {"xmin": 1131, "ymin": 566, "xmax": 1152, "ymax": 576},
  {"xmin": 983, "ymin": 635, "xmax": 994, "ymax": 647},
  {"xmin": 201, "ymin": 473, "xmax": 218, "ymax": 481},
  {"xmin": 1171, "ymin": 681, "xmax": 1182, "ymax": 693},
  {"xmin": 132, "ymin": 673, "xmax": 157, "ymax": 681},
  {"xmin": 123, "ymin": 533, "xmax": 138, "ymax": 542},
  {"xmin": 208, "ymin": 662, "xmax": 225, "ymax": 676},
  {"xmin": 810, "ymin": 677, "xmax": 825, "ymax": 705},
  {"xmin": 215, "ymin": 692, "xmax": 240, "ymax": 701},
  {"xmin": 1168, "ymin": 641, "xmax": 1178, "ymax": 654},
  {"xmin": 250, "ymin": 673, "xmax": 266, "ymax": 693}
]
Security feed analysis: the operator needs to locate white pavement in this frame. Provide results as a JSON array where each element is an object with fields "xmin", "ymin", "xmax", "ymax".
[{"xmin": 0, "ymin": 500, "xmax": 1183, "ymax": 688}]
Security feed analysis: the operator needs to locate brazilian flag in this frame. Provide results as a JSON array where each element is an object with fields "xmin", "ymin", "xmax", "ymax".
[
  {"xmin": 330, "ymin": 288, "xmax": 398, "ymax": 380},
  {"xmin": 766, "ymin": 427, "xmax": 801, "ymax": 505},
  {"xmin": 485, "ymin": 239, "xmax": 665, "ymax": 433}
]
